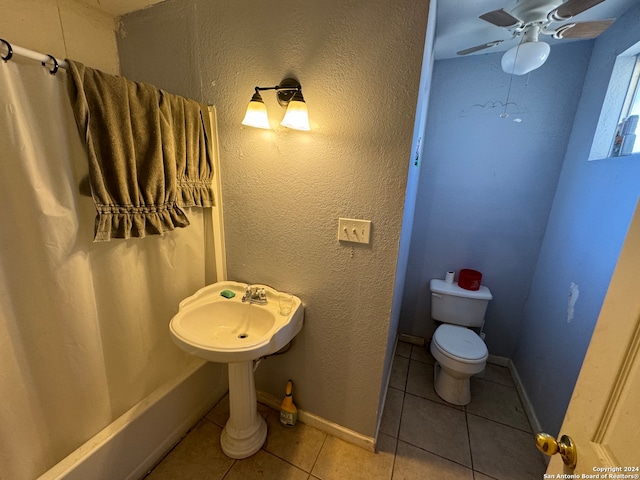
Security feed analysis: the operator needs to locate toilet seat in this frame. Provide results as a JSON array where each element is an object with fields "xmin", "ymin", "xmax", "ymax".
[{"xmin": 432, "ymin": 324, "xmax": 487, "ymax": 364}]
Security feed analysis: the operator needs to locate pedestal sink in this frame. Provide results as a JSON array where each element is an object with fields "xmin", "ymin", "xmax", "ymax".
[{"xmin": 169, "ymin": 281, "xmax": 304, "ymax": 459}]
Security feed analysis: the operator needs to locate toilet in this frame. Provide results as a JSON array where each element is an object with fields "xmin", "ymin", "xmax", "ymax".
[{"xmin": 429, "ymin": 278, "xmax": 492, "ymax": 406}]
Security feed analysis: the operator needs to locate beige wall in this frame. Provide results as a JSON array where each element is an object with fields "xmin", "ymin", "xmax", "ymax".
[
  {"xmin": 2, "ymin": 0, "xmax": 430, "ymax": 442},
  {"xmin": 119, "ymin": 0, "xmax": 429, "ymax": 438},
  {"xmin": 1, "ymin": 0, "xmax": 119, "ymax": 74}
]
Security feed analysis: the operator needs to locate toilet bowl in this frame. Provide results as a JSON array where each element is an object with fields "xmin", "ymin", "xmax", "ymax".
[
  {"xmin": 429, "ymin": 278, "xmax": 492, "ymax": 406},
  {"xmin": 430, "ymin": 324, "xmax": 487, "ymax": 405}
]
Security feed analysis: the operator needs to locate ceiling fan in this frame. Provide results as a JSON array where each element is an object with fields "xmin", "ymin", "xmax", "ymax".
[{"xmin": 458, "ymin": 0, "xmax": 615, "ymax": 74}]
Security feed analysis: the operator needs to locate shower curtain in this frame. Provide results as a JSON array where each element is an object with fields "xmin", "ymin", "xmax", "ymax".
[{"xmin": 0, "ymin": 59, "xmax": 213, "ymax": 479}]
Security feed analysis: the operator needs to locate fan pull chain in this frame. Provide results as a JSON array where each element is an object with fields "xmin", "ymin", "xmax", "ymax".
[{"xmin": 501, "ymin": 73, "xmax": 515, "ymax": 118}]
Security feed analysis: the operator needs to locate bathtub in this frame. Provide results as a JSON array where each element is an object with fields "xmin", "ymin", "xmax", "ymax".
[{"xmin": 37, "ymin": 361, "xmax": 227, "ymax": 480}]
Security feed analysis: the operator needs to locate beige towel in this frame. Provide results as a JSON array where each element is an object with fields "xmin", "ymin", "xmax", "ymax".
[
  {"xmin": 165, "ymin": 94, "xmax": 215, "ymax": 208},
  {"xmin": 65, "ymin": 59, "xmax": 214, "ymax": 241}
]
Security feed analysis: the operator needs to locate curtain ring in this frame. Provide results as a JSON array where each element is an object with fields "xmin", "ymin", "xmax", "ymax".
[
  {"xmin": 0, "ymin": 38, "xmax": 13, "ymax": 62},
  {"xmin": 42, "ymin": 54, "xmax": 59, "ymax": 75}
]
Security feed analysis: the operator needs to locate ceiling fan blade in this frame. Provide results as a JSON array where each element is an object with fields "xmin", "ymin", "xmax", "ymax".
[
  {"xmin": 554, "ymin": 19, "xmax": 614, "ymax": 38},
  {"xmin": 457, "ymin": 40, "xmax": 504, "ymax": 56},
  {"xmin": 554, "ymin": 0, "xmax": 606, "ymax": 20},
  {"xmin": 479, "ymin": 9, "xmax": 522, "ymax": 28}
]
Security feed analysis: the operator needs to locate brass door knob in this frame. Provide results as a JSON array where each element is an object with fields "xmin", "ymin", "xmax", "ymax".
[{"xmin": 535, "ymin": 432, "xmax": 577, "ymax": 469}]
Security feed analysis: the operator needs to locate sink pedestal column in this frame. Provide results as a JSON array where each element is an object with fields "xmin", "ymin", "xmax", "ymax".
[{"xmin": 220, "ymin": 361, "xmax": 267, "ymax": 459}]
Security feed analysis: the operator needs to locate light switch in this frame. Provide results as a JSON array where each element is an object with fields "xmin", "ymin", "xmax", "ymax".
[{"xmin": 338, "ymin": 218, "xmax": 371, "ymax": 244}]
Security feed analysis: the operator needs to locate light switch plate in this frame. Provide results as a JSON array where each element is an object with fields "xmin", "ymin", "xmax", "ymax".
[{"xmin": 338, "ymin": 218, "xmax": 371, "ymax": 244}]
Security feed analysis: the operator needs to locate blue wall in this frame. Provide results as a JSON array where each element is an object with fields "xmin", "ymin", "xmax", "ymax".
[
  {"xmin": 513, "ymin": 3, "xmax": 640, "ymax": 435},
  {"xmin": 400, "ymin": 41, "xmax": 593, "ymax": 357}
]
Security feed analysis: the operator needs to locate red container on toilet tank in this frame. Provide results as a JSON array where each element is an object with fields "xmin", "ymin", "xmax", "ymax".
[{"xmin": 458, "ymin": 269, "xmax": 482, "ymax": 291}]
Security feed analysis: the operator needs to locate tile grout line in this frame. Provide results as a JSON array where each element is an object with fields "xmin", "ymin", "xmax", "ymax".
[
  {"xmin": 388, "ymin": 388, "xmax": 407, "ymax": 480},
  {"xmin": 142, "ymin": 415, "xmax": 211, "ymax": 479},
  {"xmin": 395, "ymin": 429, "xmax": 479, "ymax": 475},
  {"xmin": 397, "ymin": 343, "xmax": 541, "ymax": 479},
  {"xmin": 465, "ymin": 408, "xmax": 476, "ymax": 475},
  {"xmin": 402, "ymin": 355, "xmax": 410, "ymax": 391},
  {"xmin": 473, "ymin": 375, "xmax": 518, "ymax": 389},
  {"xmin": 403, "ymin": 390, "xmax": 464, "ymax": 413},
  {"xmin": 394, "ymin": 345, "xmax": 475, "ymax": 477},
  {"xmin": 473, "ymin": 468, "xmax": 500, "ymax": 480},
  {"xmin": 306, "ymin": 429, "xmax": 329, "ymax": 478},
  {"xmin": 219, "ymin": 458, "xmax": 236, "ymax": 480},
  {"xmin": 387, "ymin": 345, "xmax": 410, "ymax": 480},
  {"xmin": 406, "ymin": 346, "xmax": 478, "ymax": 477},
  {"xmin": 465, "ymin": 410, "xmax": 533, "ymax": 434},
  {"xmin": 260, "ymin": 448, "xmax": 311, "ymax": 476}
]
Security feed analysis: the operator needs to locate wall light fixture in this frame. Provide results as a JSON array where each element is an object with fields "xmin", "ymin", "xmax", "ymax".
[{"xmin": 242, "ymin": 78, "xmax": 310, "ymax": 131}]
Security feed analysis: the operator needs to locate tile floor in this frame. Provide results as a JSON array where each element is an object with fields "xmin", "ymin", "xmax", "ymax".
[{"xmin": 143, "ymin": 341, "xmax": 547, "ymax": 480}]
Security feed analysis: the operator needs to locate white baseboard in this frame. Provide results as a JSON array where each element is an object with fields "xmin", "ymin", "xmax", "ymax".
[
  {"xmin": 38, "ymin": 361, "xmax": 227, "ymax": 480},
  {"xmin": 508, "ymin": 360, "xmax": 548, "ymax": 465},
  {"xmin": 374, "ymin": 334, "xmax": 399, "ymax": 447},
  {"xmin": 398, "ymin": 333, "xmax": 425, "ymax": 346},
  {"xmin": 257, "ymin": 390, "xmax": 376, "ymax": 453},
  {"xmin": 507, "ymin": 360, "xmax": 543, "ymax": 434},
  {"xmin": 485, "ymin": 355, "xmax": 543, "ymax": 434},
  {"xmin": 487, "ymin": 354, "xmax": 510, "ymax": 367}
]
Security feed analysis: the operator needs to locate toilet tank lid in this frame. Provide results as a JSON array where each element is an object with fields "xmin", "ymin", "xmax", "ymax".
[{"xmin": 430, "ymin": 279, "xmax": 493, "ymax": 300}]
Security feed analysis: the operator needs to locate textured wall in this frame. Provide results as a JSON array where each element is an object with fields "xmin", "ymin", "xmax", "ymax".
[
  {"xmin": 513, "ymin": 2, "xmax": 640, "ymax": 436},
  {"xmin": 399, "ymin": 42, "xmax": 592, "ymax": 357},
  {"xmin": 378, "ymin": 0, "xmax": 438, "ymax": 433},
  {"xmin": 118, "ymin": 0, "xmax": 429, "ymax": 437},
  {"xmin": 0, "ymin": 0, "xmax": 119, "ymax": 74}
]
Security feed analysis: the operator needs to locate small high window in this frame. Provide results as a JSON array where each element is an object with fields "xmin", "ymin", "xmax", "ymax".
[
  {"xmin": 611, "ymin": 55, "xmax": 640, "ymax": 156},
  {"xmin": 589, "ymin": 42, "xmax": 640, "ymax": 161}
]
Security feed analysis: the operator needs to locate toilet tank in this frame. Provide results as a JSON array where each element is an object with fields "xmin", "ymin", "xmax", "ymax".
[{"xmin": 430, "ymin": 279, "xmax": 492, "ymax": 327}]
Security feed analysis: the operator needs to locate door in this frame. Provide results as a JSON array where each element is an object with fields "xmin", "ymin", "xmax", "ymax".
[{"xmin": 544, "ymin": 198, "xmax": 640, "ymax": 474}]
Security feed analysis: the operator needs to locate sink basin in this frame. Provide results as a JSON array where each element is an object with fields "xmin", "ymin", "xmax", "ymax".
[
  {"xmin": 169, "ymin": 281, "xmax": 305, "ymax": 459},
  {"xmin": 170, "ymin": 281, "xmax": 304, "ymax": 363}
]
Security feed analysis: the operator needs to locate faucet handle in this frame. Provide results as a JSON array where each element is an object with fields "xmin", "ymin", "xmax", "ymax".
[
  {"xmin": 242, "ymin": 285, "xmax": 252, "ymax": 302},
  {"xmin": 257, "ymin": 288, "xmax": 266, "ymax": 300}
]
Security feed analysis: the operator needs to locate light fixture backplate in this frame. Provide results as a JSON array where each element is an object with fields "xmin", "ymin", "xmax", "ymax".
[{"xmin": 276, "ymin": 78, "xmax": 301, "ymax": 107}]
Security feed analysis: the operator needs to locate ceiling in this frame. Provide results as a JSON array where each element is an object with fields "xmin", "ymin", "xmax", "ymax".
[
  {"xmin": 87, "ymin": 0, "xmax": 636, "ymax": 60},
  {"xmin": 434, "ymin": 0, "xmax": 638, "ymax": 60},
  {"xmin": 84, "ymin": 0, "xmax": 164, "ymax": 16}
]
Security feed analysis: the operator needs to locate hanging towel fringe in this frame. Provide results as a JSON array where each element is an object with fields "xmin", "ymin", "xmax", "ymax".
[{"xmin": 65, "ymin": 59, "xmax": 214, "ymax": 242}]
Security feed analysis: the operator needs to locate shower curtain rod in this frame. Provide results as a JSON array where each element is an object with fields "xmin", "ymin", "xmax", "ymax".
[{"xmin": 1, "ymin": 38, "xmax": 68, "ymax": 72}]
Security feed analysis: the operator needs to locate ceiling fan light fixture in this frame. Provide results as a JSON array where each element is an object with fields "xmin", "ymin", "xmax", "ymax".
[{"xmin": 501, "ymin": 40, "xmax": 550, "ymax": 75}]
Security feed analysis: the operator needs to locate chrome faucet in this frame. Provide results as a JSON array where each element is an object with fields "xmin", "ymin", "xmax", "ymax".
[{"xmin": 242, "ymin": 285, "xmax": 268, "ymax": 305}]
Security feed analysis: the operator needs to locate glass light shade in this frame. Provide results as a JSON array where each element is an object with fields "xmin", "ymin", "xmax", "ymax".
[
  {"xmin": 242, "ymin": 97, "xmax": 270, "ymax": 129},
  {"xmin": 280, "ymin": 96, "xmax": 310, "ymax": 131},
  {"xmin": 501, "ymin": 41, "xmax": 550, "ymax": 75}
]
